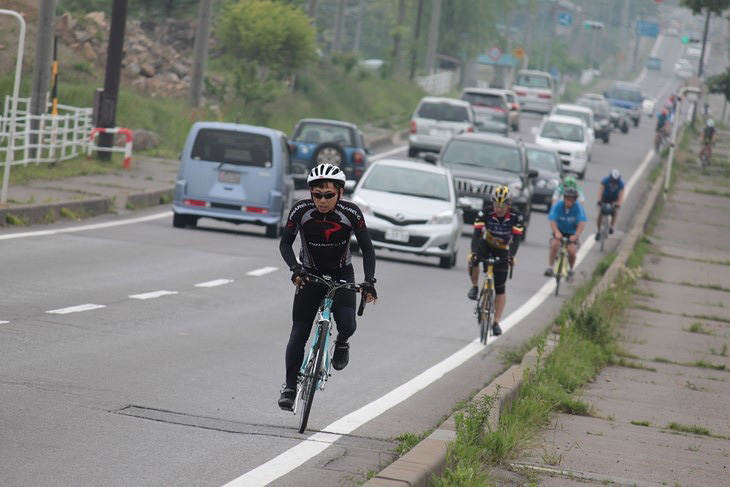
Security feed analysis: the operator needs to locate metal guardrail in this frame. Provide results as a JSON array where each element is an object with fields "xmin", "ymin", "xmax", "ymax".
[{"xmin": 0, "ymin": 95, "xmax": 93, "ymax": 166}]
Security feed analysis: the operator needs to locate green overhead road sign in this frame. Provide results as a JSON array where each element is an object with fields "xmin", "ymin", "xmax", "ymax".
[{"xmin": 584, "ymin": 20, "xmax": 604, "ymax": 30}]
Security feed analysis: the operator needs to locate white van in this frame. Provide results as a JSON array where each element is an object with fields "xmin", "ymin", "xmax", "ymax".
[{"xmin": 512, "ymin": 70, "xmax": 555, "ymax": 114}]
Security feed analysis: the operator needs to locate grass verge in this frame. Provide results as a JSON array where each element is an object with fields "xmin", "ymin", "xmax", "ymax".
[{"xmin": 431, "ymin": 271, "xmax": 634, "ymax": 485}]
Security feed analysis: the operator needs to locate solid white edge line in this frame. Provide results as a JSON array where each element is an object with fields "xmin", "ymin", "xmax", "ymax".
[
  {"xmin": 0, "ymin": 320, "xmax": 9, "ymax": 324},
  {"xmin": 246, "ymin": 266, "xmax": 279, "ymax": 277},
  {"xmin": 369, "ymin": 145, "xmax": 407, "ymax": 161},
  {"xmin": 45, "ymin": 304, "xmax": 106, "ymax": 314},
  {"xmin": 0, "ymin": 211, "xmax": 172, "ymax": 241},
  {"xmin": 223, "ymin": 147, "xmax": 658, "ymax": 486},
  {"xmin": 128, "ymin": 290, "xmax": 179, "ymax": 300},
  {"xmin": 195, "ymin": 279, "xmax": 234, "ymax": 288}
]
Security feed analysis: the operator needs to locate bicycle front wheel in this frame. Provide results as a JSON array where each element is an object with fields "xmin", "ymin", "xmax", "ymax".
[
  {"xmin": 554, "ymin": 254, "xmax": 563, "ymax": 296},
  {"xmin": 485, "ymin": 289, "xmax": 495, "ymax": 340},
  {"xmin": 477, "ymin": 290, "xmax": 488, "ymax": 344},
  {"xmin": 298, "ymin": 328, "xmax": 326, "ymax": 433}
]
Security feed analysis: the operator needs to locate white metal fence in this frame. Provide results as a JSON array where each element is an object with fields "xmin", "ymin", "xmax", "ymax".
[
  {"xmin": 416, "ymin": 70, "xmax": 458, "ymax": 95},
  {"xmin": 0, "ymin": 95, "xmax": 93, "ymax": 166}
]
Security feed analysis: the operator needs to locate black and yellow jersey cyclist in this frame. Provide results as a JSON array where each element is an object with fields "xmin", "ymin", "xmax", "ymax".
[{"xmin": 467, "ymin": 185, "xmax": 524, "ymax": 336}]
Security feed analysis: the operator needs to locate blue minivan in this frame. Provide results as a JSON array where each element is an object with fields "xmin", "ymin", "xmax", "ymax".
[
  {"xmin": 604, "ymin": 81, "xmax": 643, "ymax": 127},
  {"xmin": 172, "ymin": 122, "xmax": 294, "ymax": 238}
]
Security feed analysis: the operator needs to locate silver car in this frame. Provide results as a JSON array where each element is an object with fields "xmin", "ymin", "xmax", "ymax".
[
  {"xmin": 350, "ymin": 158, "xmax": 463, "ymax": 268},
  {"xmin": 408, "ymin": 96, "xmax": 476, "ymax": 158}
]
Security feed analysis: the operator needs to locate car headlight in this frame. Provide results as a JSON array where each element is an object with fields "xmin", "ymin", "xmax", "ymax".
[
  {"xmin": 352, "ymin": 195, "xmax": 373, "ymax": 215},
  {"xmin": 575, "ymin": 151, "xmax": 586, "ymax": 160},
  {"xmin": 548, "ymin": 178, "xmax": 560, "ymax": 189},
  {"xmin": 429, "ymin": 210, "xmax": 455, "ymax": 225},
  {"xmin": 535, "ymin": 178, "xmax": 547, "ymax": 189},
  {"xmin": 509, "ymin": 180, "xmax": 523, "ymax": 195}
]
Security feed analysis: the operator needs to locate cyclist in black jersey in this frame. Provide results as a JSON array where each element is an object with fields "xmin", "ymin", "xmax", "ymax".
[
  {"xmin": 467, "ymin": 186, "xmax": 524, "ymax": 336},
  {"xmin": 278, "ymin": 163, "xmax": 377, "ymax": 411}
]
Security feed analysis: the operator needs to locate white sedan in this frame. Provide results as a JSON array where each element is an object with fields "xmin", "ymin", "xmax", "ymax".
[{"xmin": 348, "ymin": 158, "xmax": 463, "ymax": 268}]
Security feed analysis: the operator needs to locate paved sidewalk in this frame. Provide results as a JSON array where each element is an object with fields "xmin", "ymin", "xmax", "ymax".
[{"xmin": 496, "ymin": 129, "xmax": 730, "ymax": 486}]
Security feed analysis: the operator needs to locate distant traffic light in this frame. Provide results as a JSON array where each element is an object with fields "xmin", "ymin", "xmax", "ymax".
[{"xmin": 681, "ymin": 35, "xmax": 701, "ymax": 44}]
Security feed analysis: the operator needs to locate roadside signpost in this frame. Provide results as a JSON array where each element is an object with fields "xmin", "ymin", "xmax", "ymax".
[
  {"xmin": 558, "ymin": 12, "xmax": 573, "ymax": 26},
  {"xmin": 487, "ymin": 46, "xmax": 502, "ymax": 62},
  {"xmin": 636, "ymin": 20, "xmax": 660, "ymax": 38}
]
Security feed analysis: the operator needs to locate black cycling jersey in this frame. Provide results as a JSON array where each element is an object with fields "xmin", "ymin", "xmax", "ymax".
[
  {"xmin": 704, "ymin": 126, "xmax": 715, "ymax": 142},
  {"xmin": 280, "ymin": 198, "xmax": 376, "ymax": 281},
  {"xmin": 470, "ymin": 206, "xmax": 524, "ymax": 256}
]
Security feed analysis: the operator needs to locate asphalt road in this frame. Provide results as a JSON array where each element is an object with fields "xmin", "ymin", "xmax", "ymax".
[{"xmin": 0, "ymin": 34, "xmax": 687, "ymax": 487}]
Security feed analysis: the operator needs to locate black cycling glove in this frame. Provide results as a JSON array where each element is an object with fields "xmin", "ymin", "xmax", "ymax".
[
  {"xmin": 360, "ymin": 278, "xmax": 377, "ymax": 299},
  {"xmin": 290, "ymin": 265, "xmax": 308, "ymax": 284}
]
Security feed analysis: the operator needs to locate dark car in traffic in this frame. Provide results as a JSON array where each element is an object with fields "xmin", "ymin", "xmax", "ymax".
[
  {"xmin": 577, "ymin": 97, "xmax": 612, "ymax": 143},
  {"xmin": 525, "ymin": 143, "xmax": 564, "ymax": 211},
  {"xmin": 424, "ymin": 133, "xmax": 537, "ymax": 235},
  {"xmin": 289, "ymin": 118, "xmax": 370, "ymax": 186}
]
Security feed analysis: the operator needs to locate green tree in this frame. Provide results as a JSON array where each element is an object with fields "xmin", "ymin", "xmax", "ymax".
[
  {"xmin": 218, "ymin": 0, "xmax": 316, "ymax": 75},
  {"xmin": 681, "ymin": 0, "xmax": 730, "ymax": 15},
  {"xmin": 707, "ymin": 68, "xmax": 730, "ymax": 102}
]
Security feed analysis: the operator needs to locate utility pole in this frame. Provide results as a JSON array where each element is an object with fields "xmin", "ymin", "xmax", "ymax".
[
  {"xmin": 30, "ymin": 0, "xmax": 56, "ymax": 157},
  {"xmin": 97, "ymin": 0, "xmax": 128, "ymax": 160},
  {"xmin": 631, "ymin": 20, "xmax": 641, "ymax": 72},
  {"xmin": 543, "ymin": 1, "xmax": 556, "ymax": 72},
  {"xmin": 189, "ymin": 0, "xmax": 213, "ymax": 107},
  {"xmin": 351, "ymin": 0, "xmax": 365, "ymax": 53},
  {"xmin": 308, "ymin": 0, "xmax": 317, "ymax": 20},
  {"xmin": 698, "ymin": 9, "xmax": 711, "ymax": 78},
  {"xmin": 391, "ymin": 0, "xmax": 407, "ymax": 73},
  {"xmin": 424, "ymin": 0, "xmax": 441, "ymax": 75},
  {"xmin": 409, "ymin": 0, "xmax": 425, "ymax": 79},
  {"xmin": 332, "ymin": 0, "xmax": 345, "ymax": 54}
]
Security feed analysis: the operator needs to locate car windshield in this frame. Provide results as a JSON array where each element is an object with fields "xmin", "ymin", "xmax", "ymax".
[
  {"xmin": 527, "ymin": 149, "xmax": 560, "ymax": 172},
  {"xmin": 608, "ymin": 88, "xmax": 642, "ymax": 103},
  {"xmin": 554, "ymin": 109, "xmax": 590, "ymax": 126},
  {"xmin": 417, "ymin": 102, "xmax": 470, "ymax": 122},
  {"xmin": 293, "ymin": 122, "xmax": 354, "ymax": 146},
  {"xmin": 440, "ymin": 139, "xmax": 522, "ymax": 174},
  {"xmin": 361, "ymin": 165, "xmax": 450, "ymax": 201},
  {"xmin": 191, "ymin": 129, "xmax": 273, "ymax": 167},
  {"xmin": 516, "ymin": 74, "xmax": 551, "ymax": 89},
  {"xmin": 578, "ymin": 100, "xmax": 608, "ymax": 117},
  {"xmin": 461, "ymin": 92, "xmax": 505, "ymax": 109},
  {"xmin": 540, "ymin": 121, "xmax": 584, "ymax": 142}
]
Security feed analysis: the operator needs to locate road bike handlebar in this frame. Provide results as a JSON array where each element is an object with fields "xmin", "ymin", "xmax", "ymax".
[
  {"xmin": 475, "ymin": 255, "xmax": 515, "ymax": 279},
  {"xmin": 296, "ymin": 272, "xmax": 368, "ymax": 316}
]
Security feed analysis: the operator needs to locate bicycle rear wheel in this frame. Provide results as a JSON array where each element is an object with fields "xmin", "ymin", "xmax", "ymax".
[
  {"xmin": 485, "ymin": 289, "xmax": 495, "ymax": 341},
  {"xmin": 477, "ymin": 289, "xmax": 488, "ymax": 344},
  {"xmin": 298, "ymin": 326, "xmax": 326, "ymax": 433},
  {"xmin": 554, "ymin": 254, "xmax": 563, "ymax": 296}
]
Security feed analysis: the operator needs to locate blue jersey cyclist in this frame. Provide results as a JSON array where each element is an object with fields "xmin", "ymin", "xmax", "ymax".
[
  {"xmin": 467, "ymin": 186, "xmax": 524, "ymax": 337},
  {"xmin": 544, "ymin": 186, "xmax": 586, "ymax": 280},
  {"xmin": 596, "ymin": 169, "xmax": 625, "ymax": 239}
]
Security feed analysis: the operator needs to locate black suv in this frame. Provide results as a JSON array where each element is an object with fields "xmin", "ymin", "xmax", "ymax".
[{"xmin": 425, "ymin": 133, "xmax": 537, "ymax": 236}]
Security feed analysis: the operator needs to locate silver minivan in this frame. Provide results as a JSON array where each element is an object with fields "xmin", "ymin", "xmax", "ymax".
[{"xmin": 172, "ymin": 122, "xmax": 294, "ymax": 238}]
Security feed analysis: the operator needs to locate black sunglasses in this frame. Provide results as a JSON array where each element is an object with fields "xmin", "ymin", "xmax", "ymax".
[{"xmin": 311, "ymin": 191, "xmax": 337, "ymax": 200}]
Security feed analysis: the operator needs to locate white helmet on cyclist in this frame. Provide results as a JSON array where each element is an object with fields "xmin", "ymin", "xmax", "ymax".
[
  {"xmin": 307, "ymin": 163, "xmax": 347, "ymax": 187},
  {"xmin": 707, "ymin": 118, "xmax": 715, "ymax": 128},
  {"xmin": 610, "ymin": 169, "xmax": 621, "ymax": 180}
]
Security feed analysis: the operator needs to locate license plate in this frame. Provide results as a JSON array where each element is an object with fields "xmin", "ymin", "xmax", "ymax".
[
  {"xmin": 430, "ymin": 128, "xmax": 451, "ymax": 138},
  {"xmin": 385, "ymin": 228, "xmax": 410, "ymax": 243},
  {"xmin": 464, "ymin": 196, "xmax": 483, "ymax": 210},
  {"xmin": 218, "ymin": 171, "xmax": 241, "ymax": 184}
]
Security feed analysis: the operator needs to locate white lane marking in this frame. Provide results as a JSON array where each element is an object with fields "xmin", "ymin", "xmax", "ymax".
[
  {"xmin": 224, "ymin": 148, "xmax": 658, "ymax": 486},
  {"xmin": 195, "ymin": 279, "xmax": 234, "ymax": 288},
  {"xmin": 634, "ymin": 34, "xmax": 664, "ymax": 84},
  {"xmin": 129, "ymin": 290, "xmax": 179, "ymax": 300},
  {"xmin": 0, "ymin": 321, "xmax": 8, "ymax": 324},
  {"xmin": 370, "ymin": 144, "xmax": 407, "ymax": 161},
  {"xmin": 0, "ymin": 211, "xmax": 172, "ymax": 241},
  {"xmin": 246, "ymin": 266, "xmax": 278, "ymax": 277},
  {"xmin": 46, "ymin": 304, "xmax": 106, "ymax": 315}
]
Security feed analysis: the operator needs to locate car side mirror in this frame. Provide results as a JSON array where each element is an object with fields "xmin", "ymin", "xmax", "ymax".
[
  {"xmin": 474, "ymin": 120, "xmax": 485, "ymax": 130},
  {"xmin": 528, "ymin": 169, "xmax": 539, "ymax": 179},
  {"xmin": 364, "ymin": 147, "xmax": 372, "ymax": 155},
  {"xmin": 344, "ymin": 180, "xmax": 356, "ymax": 195},
  {"xmin": 423, "ymin": 153, "xmax": 438, "ymax": 164}
]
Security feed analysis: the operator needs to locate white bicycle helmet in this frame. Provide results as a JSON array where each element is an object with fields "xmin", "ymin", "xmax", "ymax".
[
  {"xmin": 610, "ymin": 169, "xmax": 621, "ymax": 180},
  {"xmin": 307, "ymin": 163, "xmax": 347, "ymax": 186},
  {"xmin": 707, "ymin": 118, "xmax": 715, "ymax": 128}
]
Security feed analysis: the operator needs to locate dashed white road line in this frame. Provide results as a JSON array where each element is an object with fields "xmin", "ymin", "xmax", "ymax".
[
  {"xmin": 129, "ymin": 290, "xmax": 179, "ymax": 300},
  {"xmin": 195, "ymin": 279, "xmax": 234, "ymax": 288},
  {"xmin": 0, "ymin": 320, "xmax": 9, "ymax": 324},
  {"xmin": 246, "ymin": 266, "xmax": 278, "ymax": 277},
  {"xmin": 46, "ymin": 304, "xmax": 106, "ymax": 315}
]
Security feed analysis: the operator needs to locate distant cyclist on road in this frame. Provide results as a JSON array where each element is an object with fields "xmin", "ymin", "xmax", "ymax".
[
  {"xmin": 545, "ymin": 187, "xmax": 586, "ymax": 280},
  {"xmin": 551, "ymin": 175, "xmax": 585, "ymax": 207},
  {"xmin": 277, "ymin": 163, "xmax": 377, "ymax": 411},
  {"xmin": 701, "ymin": 118, "xmax": 716, "ymax": 163},
  {"xmin": 596, "ymin": 169, "xmax": 625, "ymax": 240},
  {"xmin": 655, "ymin": 107, "xmax": 670, "ymax": 148},
  {"xmin": 467, "ymin": 186, "xmax": 524, "ymax": 337}
]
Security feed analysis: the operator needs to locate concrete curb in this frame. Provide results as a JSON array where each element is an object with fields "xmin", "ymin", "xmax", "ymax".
[
  {"xmin": 0, "ymin": 198, "xmax": 112, "ymax": 227},
  {"xmin": 365, "ymin": 152, "xmax": 668, "ymax": 486}
]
